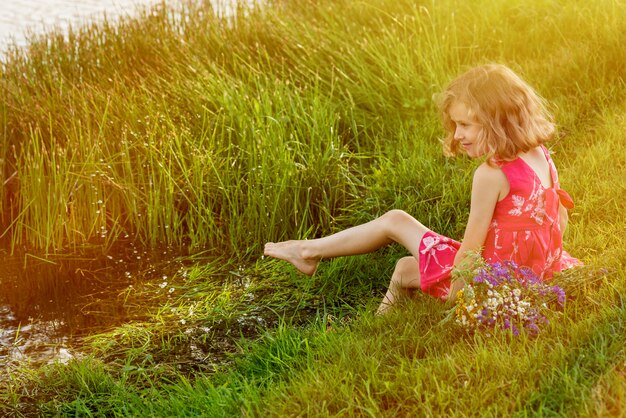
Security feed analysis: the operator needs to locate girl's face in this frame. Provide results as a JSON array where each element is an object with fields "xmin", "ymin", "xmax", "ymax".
[{"xmin": 449, "ymin": 101, "xmax": 484, "ymax": 158}]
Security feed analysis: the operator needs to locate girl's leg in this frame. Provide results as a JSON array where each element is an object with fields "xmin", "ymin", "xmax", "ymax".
[
  {"xmin": 264, "ymin": 209, "xmax": 429, "ymax": 275},
  {"xmin": 376, "ymin": 256, "xmax": 421, "ymax": 315}
]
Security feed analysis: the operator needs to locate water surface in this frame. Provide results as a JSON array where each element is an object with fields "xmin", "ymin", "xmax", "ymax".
[
  {"xmin": 0, "ymin": 0, "xmax": 171, "ymax": 57},
  {"xmin": 0, "ymin": 0, "xmax": 250, "ymax": 59},
  {"xmin": 0, "ymin": 245, "xmax": 182, "ymax": 366}
]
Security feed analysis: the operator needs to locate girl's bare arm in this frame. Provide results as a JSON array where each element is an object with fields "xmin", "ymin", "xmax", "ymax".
[{"xmin": 446, "ymin": 163, "xmax": 506, "ymax": 300}]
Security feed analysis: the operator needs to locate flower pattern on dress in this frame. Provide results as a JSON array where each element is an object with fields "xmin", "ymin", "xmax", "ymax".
[
  {"xmin": 543, "ymin": 247, "xmax": 562, "ymax": 276},
  {"xmin": 528, "ymin": 192, "xmax": 547, "ymax": 225},
  {"xmin": 420, "ymin": 235, "xmax": 455, "ymax": 271},
  {"xmin": 506, "ymin": 176, "xmax": 555, "ymax": 226},
  {"xmin": 490, "ymin": 219, "xmax": 502, "ymax": 250},
  {"xmin": 509, "ymin": 195, "xmax": 525, "ymax": 216}
]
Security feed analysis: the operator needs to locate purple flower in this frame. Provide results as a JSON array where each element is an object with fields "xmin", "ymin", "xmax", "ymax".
[
  {"xmin": 526, "ymin": 322, "xmax": 539, "ymax": 334},
  {"xmin": 551, "ymin": 285, "xmax": 566, "ymax": 306},
  {"xmin": 491, "ymin": 262, "xmax": 510, "ymax": 282},
  {"xmin": 518, "ymin": 266, "xmax": 540, "ymax": 284},
  {"xmin": 473, "ymin": 271, "xmax": 487, "ymax": 283}
]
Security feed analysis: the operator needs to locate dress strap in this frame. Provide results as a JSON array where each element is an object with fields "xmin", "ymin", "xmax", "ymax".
[
  {"xmin": 540, "ymin": 145, "xmax": 560, "ymax": 188},
  {"xmin": 542, "ymin": 145, "xmax": 575, "ymax": 209}
]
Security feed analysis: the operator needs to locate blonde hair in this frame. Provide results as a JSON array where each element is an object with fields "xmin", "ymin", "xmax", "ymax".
[{"xmin": 436, "ymin": 64, "xmax": 555, "ymax": 162}]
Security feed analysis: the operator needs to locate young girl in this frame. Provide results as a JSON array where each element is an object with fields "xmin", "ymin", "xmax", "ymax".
[{"xmin": 264, "ymin": 64, "xmax": 580, "ymax": 314}]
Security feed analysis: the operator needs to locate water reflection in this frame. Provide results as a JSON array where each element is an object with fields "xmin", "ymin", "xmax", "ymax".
[{"xmin": 0, "ymin": 246, "xmax": 178, "ymax": 366}]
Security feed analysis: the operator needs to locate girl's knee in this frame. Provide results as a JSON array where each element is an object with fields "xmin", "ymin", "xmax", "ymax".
[
  {"xmin": 395, "ymin": 256, "xmax": 416, "ymax": 273},
  {"xmin": 392, "ymin": 256, "xmax": 421, "ymax": 289},
  {"xmin": 385, "ymin": 209, "xmax": 409, "ymax": 220},
  {"xmin": 381, "ymin": 209, "xmax": 412, "ymax": 229}
]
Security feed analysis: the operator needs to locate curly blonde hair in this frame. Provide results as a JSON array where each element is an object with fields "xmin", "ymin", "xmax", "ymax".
[{"xmin": 436, "ymin": 64, "xmax": 555, "ymax": 162}]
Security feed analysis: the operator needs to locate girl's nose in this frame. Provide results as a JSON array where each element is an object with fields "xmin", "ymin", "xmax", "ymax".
[{"xmin": 454, "ymin": 128, "xmax": 463, "ymax": 140}]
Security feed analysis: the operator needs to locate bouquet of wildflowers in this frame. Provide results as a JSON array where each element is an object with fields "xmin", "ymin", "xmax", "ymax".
[{"xmin": 451, "ymin": 259, "xmax": 565, "ymax": 336}]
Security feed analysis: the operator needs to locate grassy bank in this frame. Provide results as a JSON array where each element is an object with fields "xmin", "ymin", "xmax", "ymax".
[{"xmin": 1, "ymin": 0, "xmax": 625, "ymax": 416}]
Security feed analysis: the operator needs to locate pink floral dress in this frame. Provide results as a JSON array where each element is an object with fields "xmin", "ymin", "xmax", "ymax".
[{"xmin": 419, "ymin": 146, "xmax": 581, "ymax": 299}]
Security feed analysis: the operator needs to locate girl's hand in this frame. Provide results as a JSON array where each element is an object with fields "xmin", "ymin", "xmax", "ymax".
[{"xmin": 444, "ymin": 279, "xmax": 466, "ymax": 303}]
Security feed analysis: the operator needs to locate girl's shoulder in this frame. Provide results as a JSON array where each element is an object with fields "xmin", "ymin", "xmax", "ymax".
[
  {"xmin": 473, "ymin": 161, "xmax": 509, "ymax": 198},
  {"xmin": 474, "ymin": 161, "xmax": 507, "ymax": 182}
]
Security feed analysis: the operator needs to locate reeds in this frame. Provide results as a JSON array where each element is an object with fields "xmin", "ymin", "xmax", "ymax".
[{"xmin": 4, "ymin": 0, "xmax": 621, "ymax": 255}]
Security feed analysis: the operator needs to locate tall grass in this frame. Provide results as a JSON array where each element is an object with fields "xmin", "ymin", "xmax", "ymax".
[
  {"xmin": 3, "ymin": 0, "xmax": 621, "ymax": 254},
  {"xmin": 0, "ymin": 0, "xmax": 624, "ymax": 416}
]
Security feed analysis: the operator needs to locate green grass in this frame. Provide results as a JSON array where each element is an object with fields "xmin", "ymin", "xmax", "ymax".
[{"xmin": 0, "ymin": 0, "xmax": 625, "ymax": 416}]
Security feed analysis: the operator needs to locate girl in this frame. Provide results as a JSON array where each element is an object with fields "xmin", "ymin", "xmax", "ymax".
[{"xmin": 264, "ymin": 64, "xmax": 580, "ymax": 314}]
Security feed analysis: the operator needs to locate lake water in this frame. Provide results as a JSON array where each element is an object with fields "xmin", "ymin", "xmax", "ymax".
[
  {"xmin": 0, "ymin": 0, "xmax": 247, "ymax": 60},
  {"xmin": 0, "ymin": 0, "xmax": 172, "ymax": 59}
]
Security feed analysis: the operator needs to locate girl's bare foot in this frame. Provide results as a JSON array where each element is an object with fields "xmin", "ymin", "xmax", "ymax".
[{"xmin": 264, "ymin": 241, "xmax": 319, "ymax": 275}]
